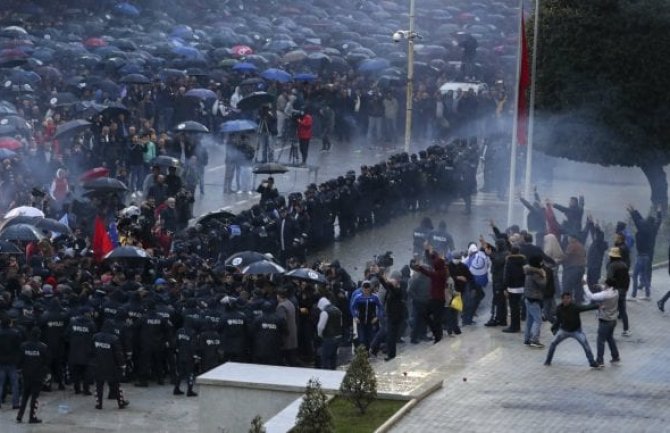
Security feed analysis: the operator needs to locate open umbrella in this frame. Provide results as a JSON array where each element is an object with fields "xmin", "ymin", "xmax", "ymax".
[
  {"xmin": 119, "ymin": 74, "xmax": 150, "ymax": 84},
  {"xmin": 54, "ymin": 119, "xmax": 91, "ymax": 139},
  {"xmin": 358, "ymin": 58, "xmax": 391, "ymax": 73},
  {"xmin": 231, "ymin": 45, "xmax": 253, "ymax": 57},
  {"xmin": 239, "ymin": 77, "xmax": 265, "ymax": 87},
  {"xmin": 5, "ymin": 206, "xmax": 44, "ymax": 219},
  {"xmin": 79, "ymin": 167, "xmax": 110, "ymax": 183},
  {"xmin": 220, "ymin": 119, "xmax": 258, "ymax": 133},
  {"xmin": 173, "ymin": 121, "xmax": 209, "ymax": 133},
  {"xmin": 260, "ymin": 68, "xmax": 292, "ymax": 83},
  {"xmin": 0, "ymin": 224, "xmax": 44, "ymax": 242},
  {"xmin": 253, "ymin": 163, "xmax": 289, "ymax": 175},
  {"xmin": 293, "ymin": 73, "xmax": 317, "ymax": 83},
  {"xmin": 0, "ymin": 137, "xmax": 21, "ymax": 150},
  {"xmin": 196, "ymin": 209, "xmax": 236, "ymax": 227},
  {"xmin": 285, "ymin": 267, "xmax": 328, "ymax": 285},
  {"xmin": 150, "ymin": 155, "xmax": 181, "ymax": 168},
  {"xmin": 232, "ymin": 62, "xmax": 257, "ymax": 73},
  {"xmin": 241, "ymin": 259, "xmax": 285, "ymax": 275},
  {"xmin": 49, "ymin": 92, "xmax": 78, "ymax": 107},
  {"xmin": 0, "ymin": 148, "xmax": 16, "ymax": 159},
  {"xmin": 0, "ymin": 216, "xmax": 70, "ymax": 235},
  {"xmin": 100, "ymin": 102, "xmax": 130, "ymax": 119},
  {"xmin": 282, "ymin": 50, "xmax": 308, "ymax": 63},
  {"xmin": 114, "ymin": 3, "xmax": 140, "ymax": 17},
  {"xmin": 224, "ymin": 250, "xmax": 268, "ymax": 269},
  {"xmin": 82, "ymin": 177, "xmax": 128, "ymax": 193},
  {"xmin": 185, "ymin": 88, "xmax": 217, "ymax": 100},
  {"xmin": 237, "ymin": 92, "xmax": 274, "ymax": 111},
  {"xmin": 0, "ymin": 240, "xmax": 21, "ymax": 254},
  {"xmin": 104, "ymin": 246, "xmax": 151, "ymax": 261}
]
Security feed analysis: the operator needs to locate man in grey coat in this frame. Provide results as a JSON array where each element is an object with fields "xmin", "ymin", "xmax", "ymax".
[
  {"xmin": 276, "ymin": 288, "xmax": 298, "ymax": 366},
  {"xmin": 407, "ymin": 258, "xmax": 431, "ymax": 344},
  {"xmin": 583, "ymin": 278, "xmax": 620, "ymax": 368}
]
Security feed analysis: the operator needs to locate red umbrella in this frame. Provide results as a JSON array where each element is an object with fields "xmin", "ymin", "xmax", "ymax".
[
  {"xmin": 84, "ymin": 37, "xmax": 107, "ymax": 48},
  {"xmin": 231, "ymin": 45, "xmax": 253, "ymax": 57},
  {"xmin": 79, "ymin": 167, "xmax": 110, "ymax": 183},
  {"xmin": 0, "ymin": 137, "xmax": 21, "ymax": 150}
]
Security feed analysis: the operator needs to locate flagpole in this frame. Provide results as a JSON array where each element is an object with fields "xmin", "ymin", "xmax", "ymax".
[
  {"xmin": 524, "ymin": 0, "xmax": 540, "ymax": 199},
  {"xmin": 507, "ymin": 0, "xmax": 524, "ymax": 228}
]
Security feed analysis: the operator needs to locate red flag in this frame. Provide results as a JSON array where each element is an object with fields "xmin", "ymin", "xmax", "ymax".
[
  {"xmin": 92, "ymin": 216, "xmax": 113, "ymax": 262},
  {"xmin": 517, "ymin": 9, "xmax": 531, "ymax": 146}
]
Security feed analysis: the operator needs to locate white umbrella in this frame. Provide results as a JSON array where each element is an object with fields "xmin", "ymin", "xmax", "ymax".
[{"xmin": 4, "ymin": 206, "xmax": 45, "ymax": 219}]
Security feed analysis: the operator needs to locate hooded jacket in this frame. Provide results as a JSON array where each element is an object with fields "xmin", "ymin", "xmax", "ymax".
[{"xmin": 523, "ymin": 265, "xmax": 546, "ymax": 301}]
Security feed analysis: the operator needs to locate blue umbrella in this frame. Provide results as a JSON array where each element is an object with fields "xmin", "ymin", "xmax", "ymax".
[
  {"xmin": 293, "ymin": 73, "xmax": 317, "ymax": 82},
  {"xmin": 114, "ymin": 2, "xmax": 140, "ymax": 17},
  {"xmin": 232, "ymin": 62, "xmax": 257, "ymax": 73},
  {"xmin": 220, "ymin": 119, "xmax": 258, "ymax": 133},
  {"xmin": 171, "ymin": 46, "xmax": 202, "ymax": 60},
  {"xmin": 0, "ymin": 148, "xmax": 16, "ymax": 159},
  {"xmin": 260, "ymin": 68, "xmax": 292, "ymax": 83},
  {"xmin": 185, "ymin": 88, "xmax": 217, "ymax": 100},
  {"xmin": 358, "ymin": 58, "xmax": 391, "ymax": 73}
]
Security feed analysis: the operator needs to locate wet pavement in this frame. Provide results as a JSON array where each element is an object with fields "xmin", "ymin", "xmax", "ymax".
[{"xmin": 1, "ymin": 139, "xmax": 667, "ymax": 432}]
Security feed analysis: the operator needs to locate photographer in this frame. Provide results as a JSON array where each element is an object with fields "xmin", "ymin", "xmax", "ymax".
[{"xmin": 256, "ymin": 177, "xmax": 279, "ymax": 207}]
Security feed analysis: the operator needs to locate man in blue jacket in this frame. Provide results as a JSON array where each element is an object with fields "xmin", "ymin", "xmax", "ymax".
[{"xmin": 351, "ymin": 281, "xmax": 383, "ymax": 351}]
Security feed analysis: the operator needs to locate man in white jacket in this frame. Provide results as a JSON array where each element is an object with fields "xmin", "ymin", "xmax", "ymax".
[{"xmin": 583, "ymin": 278, "xmax": 620, "ymax": 368}]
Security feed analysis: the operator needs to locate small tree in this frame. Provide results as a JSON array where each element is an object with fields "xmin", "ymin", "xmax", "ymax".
[
  {"xmin": 248, "ymin": 415, "xmax": 265, "ymax": 433},
  {"xmin": 340, "ymin": 346, "xmax": 377, "ymax": 414},
  {"xmin": 294, "ymin": 378, "xmax": 334, "ymax": 433}
]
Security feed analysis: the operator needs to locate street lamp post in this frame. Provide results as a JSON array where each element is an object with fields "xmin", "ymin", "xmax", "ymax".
[
  {"xmin": 404, "ymin": 0, "xmax": 416, "ymax": 154},
  {"xmin": 394, "ymin": 0, "xmax": 419, "ymax": 154}
]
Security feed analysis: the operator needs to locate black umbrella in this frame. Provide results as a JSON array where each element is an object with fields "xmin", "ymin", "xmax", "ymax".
[
  {"xmin": 49, "ymin": 92, "xmax": 78, "ymax": 107},
  {"xmin": 285, "ymin": 267, "xmax": 328, "ymax": 285},
  {"xmin": 0, "ymin": 240, "xmax": 21, "ymax": 254},
  {"xmin": 0, "ymin": 224, "xmax": 44, "ymax": 242},
  {"xmin": 119, "ymin": 73, "xmax": 151, "ymax": 84},
  {"xmin": 150, "ymin": 155, "xmax": 181, "ymax": 168},
  {"xmin": 237, "ymin": 92, "xmax": 274, "ymax": 111},
  {"xmin": 239, "ymin": 77, "xmax": 265, "ymax": 87},
  {"xmin": 54, "ymin": 119, "xmax": 91, "ymax": 139},
  {"xmin": 82, "ymin": 177, "xmax": 129, "ymax": 192},
  {"xmin": 224, "ymin": 251, "xmax": 270, "ymax": 269},
  {"xmin": 0, "ymin": 216, "xmax": 71, "ymax": 235},
  {"xmin": 100, "ymin": 102, "xmax": 130, "ymax": 118},
  {"xmin": 173, "ymin": 120, "xmax": 209, "ymax": 133},
  {"xmin": 104, "ymin": 246, "xmax": 151, "ymax": 261},
  {"xmin": 253, "ymin": 163, "xmax": 289, "ymax": 175},
  {"xmin": 241, "ymin": 260, "xmax": 285, "ymax": 275},
  {"xmin": 196, "ymin": 209, "xmax": 236, "ymax": 226}
]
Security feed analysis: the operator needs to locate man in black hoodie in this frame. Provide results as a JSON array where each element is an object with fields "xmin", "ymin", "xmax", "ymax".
[{"xmin": 544, "ymin": 292, "xmax": 599, "ymax": 368}]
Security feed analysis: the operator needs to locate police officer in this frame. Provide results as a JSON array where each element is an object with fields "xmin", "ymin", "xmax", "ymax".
[
  {"xmin": 198, "ymin": 321, "xmax": 223, "ymax": 372},
  {"xmin": 174, "ymin": 317, "xmax": 198, "ymax": 396},
  {"xmin": 0, "ymin": 313, "xmax": 22, "ymax": 410},
  {"xmin": 430, "ymin": 220, "xmax": 455, "ymax": 258},
  {"xmin": 66, "ymin": 307, "xmax": 96, "ymax": 395},
  {"xmin": 92, "ymin": 321, "xmax": 129, "ymax": 410},
  {"xmin": 136, "ymin": 300, "xmax": 171, "ymax": 387},
  {"xmin": 412, "ymin": 217, "xmax": 434, "ymax": 256},
  {"xmin": 251, "ymin": 302, "xmax": 286, "ymax": 365},
  {"xmin": 38, "ymin": 298, "xmax": 68, "ymax": 391},
  {"xmin": 316, "ymin": 296, "xmax": 342, "ymax": 370},
  {"xmin": 17, "ymin": 327, "xmax": 49, "ymax": 424},
  {"xmin": 220, "ymin": 297, "xmax": 249, "ymax": 363}
]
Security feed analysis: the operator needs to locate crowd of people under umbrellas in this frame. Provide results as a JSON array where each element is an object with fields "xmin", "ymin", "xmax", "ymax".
[{"xmin": 0, "ymin": 0, "xmax": 665, "ymax": 426}]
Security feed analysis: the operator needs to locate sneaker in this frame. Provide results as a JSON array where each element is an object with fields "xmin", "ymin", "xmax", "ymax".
[
  {"xmin": 627, "ymin": 297, "xmax": 638, "ymax": 302},
  {"xmin": 543, "ymin": 361, "xmax": 551, "ymax": 366},
  {"xmin": 622, "ymin": 330, "xmax": 632, "ymax": 337},
  {"xmin": 236, "ymin": 190, "xmax": 243, "ymax": 195},
  {"xmin": 590, "ymin": 362, "xmax": 604, "ymax": 369},
  {"xmin": 502, "ymin": 328, "xmax": 520, "ymax": 333},
  {"xmin": 529, "ymin": 342, "xmax": 545, "ymax": 349},
  {"xmin": 658, "ymin": 300, "xmax": 665, "ymax": 312},
  {"xmin": 639, "ymin": 295, "xmax": 650, "ymax": 301},
  {"xmin": 610, "ymin": 358, "xmax": 621, "ymax": 363}
]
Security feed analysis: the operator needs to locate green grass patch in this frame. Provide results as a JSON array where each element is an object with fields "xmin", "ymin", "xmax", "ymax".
[{"xmin": 330, "ymin": 397, "xmax": 406, "ymax": 433}]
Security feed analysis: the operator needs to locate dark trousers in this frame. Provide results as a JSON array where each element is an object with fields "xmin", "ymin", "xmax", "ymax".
[
  {"xmin": 385, "ymin": 320, "xmax": 400, "ymax": 358},
  {"xmin": 299, "ymin": 138, "xmax": 310, "ymax": 164},
  {"xmin": 320, "ymin": 337, "xmax": 339, "ymax": 370},
  {"xmin": 357, "ymin": 322, "xmax": 377, "ymax": 350},
  {"xmin": 618, "ymin": 291, "xmax": 629, "ymax": 332},
  {"xmin": 95, "ymin": 380, "xmax": 125, "ymax": 408},
  {"xmin": 139, "ymin": 348, "xmax": 164, "ymax": 383},
  {"xmin": 493, "ymin": 289, "xmax": 507, "ymax": 324},
  {"xmin": 69, "ymin": 363, "xmax": 90, "ymax": 393},
  {"xmin": 424, "ymin": 299, "xmax": 444, "ymax": 341},
  {"xmin": 281, "ymin": 349, "xmax": 299, "ymax": 367},
  {"xmin": 17, "ymin": 380, "xmax": 41, "ymax": 421},
  {"xmin": 462, "ymin": 284, "xmax": 485, "ymax": 324},
  {"xmin": 175, "ymin": 361, "xmax": 194, "ymax": 391},
  {"xmin": 444, "ymin": 307, "xmax": 460, "ymax": 335},
  {"xmin": 508, "ymin": 293, "xmax": 522, "ymax": 331},
  {"xmin": 410, "ymin": 300, "xmax": 428, "ymax": 342},
  {"xmin": 596, "ymin": 320, "xmax": 620, "ymax": 363}
]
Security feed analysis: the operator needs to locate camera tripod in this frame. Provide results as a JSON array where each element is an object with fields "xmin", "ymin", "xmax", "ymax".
[
  {"xmin": 276, "ymin": 118, "xmax": 300, "ymax": 166},
  {"xmin": 254, "ymin": 116, "xmax": 274, "ymax": 163}
]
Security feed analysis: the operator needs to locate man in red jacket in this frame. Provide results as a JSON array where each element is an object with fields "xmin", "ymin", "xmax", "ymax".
[
  {"xmin": 296, "ymin": 111, "xmax": 313, "ymax": 166},
  {"xmin": 410, "ymin": 245, "xmax": 448, "ymax": 343}
]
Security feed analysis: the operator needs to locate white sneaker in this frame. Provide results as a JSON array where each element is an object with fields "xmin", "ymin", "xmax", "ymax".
[
  {"xmin": 622, "ymin": 330, "xmax": 632, "ymax": 337},
  {"xmin": 639, "ymin": 296, "xmax": 650, "ymax": 301},
  {"xmin": 236, "ymin": 190, "xmax": 243, "ymax": 195}
]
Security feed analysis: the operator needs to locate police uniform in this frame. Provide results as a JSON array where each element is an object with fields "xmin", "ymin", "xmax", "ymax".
[
  {"xmin": 92, "ymin": 322, "xmax": 129, "ymax": 410},
  {"xmin": 174, "ymin": 321, "xmax": 198, "ymax": 396},
  {"xmin": 17, "ymin": 329, "xmax": 50, "ymax": 424}
]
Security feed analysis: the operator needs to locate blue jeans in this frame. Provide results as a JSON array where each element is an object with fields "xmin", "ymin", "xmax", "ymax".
[
  {"xmin": 0, "ymin": 364, "xmax": 20, "ymax": 407},
  {"xmin": 596, "ymin": 320, "xmax": 620, "ymax": 363},
  {"xmin": 632, "ymin": 254, "xmax": 651, "ymax": 297},
  {"xmin": 357, "ymin": 322, "xmax": 377, "ymax": 350},
  {"xmin": 545, "ymin": 329, "xmax": 595, "ymax": 365},
  {"xmin": 320, "ymin": 337, "xmax": 339, "ymax": 370},
  {"xmin": 524, "ymin": 299, "xmax": 543, "ymax": 344}
]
